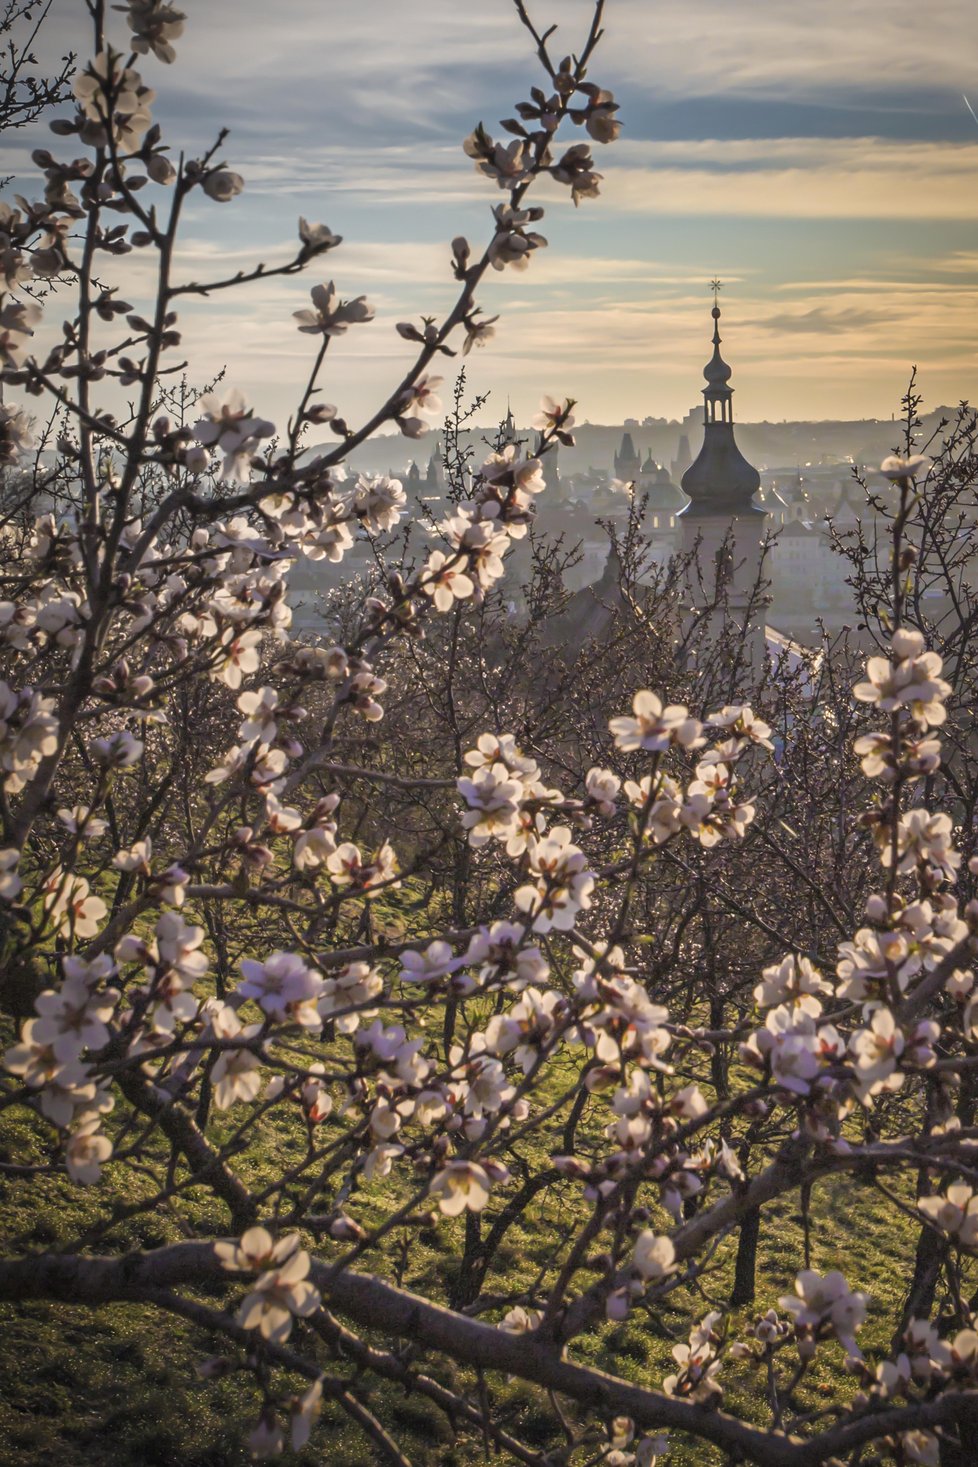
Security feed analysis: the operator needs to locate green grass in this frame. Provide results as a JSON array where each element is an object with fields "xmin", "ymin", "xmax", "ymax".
[
  {"xmin": 0, "ymin": 962, "xmax": 930, "ymax": 1466},
  {"xmin": 0, "ymin": 1104, "xmax": 921, "ymax": 1467}
]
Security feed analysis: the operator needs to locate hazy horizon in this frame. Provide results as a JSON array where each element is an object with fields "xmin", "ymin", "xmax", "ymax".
[{"xmin": 20, "ymin": 0, "xmax": 978, "ymax": 430}]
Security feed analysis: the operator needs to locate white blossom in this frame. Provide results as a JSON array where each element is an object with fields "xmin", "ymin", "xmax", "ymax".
[{"xmin": 610, "ymin": 691, "xmax": 704, "ymax": 754}]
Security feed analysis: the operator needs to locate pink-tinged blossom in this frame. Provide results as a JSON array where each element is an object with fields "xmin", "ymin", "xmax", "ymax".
[
  {"xmin": 248, "ymin": 1412, "xmax": 284, "ymax": 1459},
  {"xmin": 5, "ymin": 1020, "xmax": 67, "ymax": 1089},
  {"xmin": 849, "ymin": 1007, "xmax": 905, "ymax": 1099},
  {"xmin": 215, "ymin": 1226, "xmax": 301, "ymax": 1273},
  {"xmin": 318, "ymin": 962, "xmax": 383, "ymax": 1034},
  {"xmin": 237, "ymin": 950, "xmax": 324, "ymax": 1027},
  {"xmin": 514, "ymin": 826, "xmax": 595, "ymax": 933},
  {"xmin": 156, "ymin": 911, "xmax": 209, "ymax": 983},
  {"xmin": 0, "ymin": 297, "xmax": 41, "ymax": 368},
  {"xmin": 780, "ymin": 1270, "xmax": 867, "ymax": 1359},
  {"xmin": 346, "ymin": 474, "xmax": 406, "ymax": 534},
  {"xmin": 209, "ymin": 1006, "xmax": 262, "ymax": 1110},
  {"xmin": 610, "ymin": 691, "xmax": 704, "ymax": 754},
  {"xmin": 485, "ymin": 985, "xmax": 563, "ymax": 1069},
  {"xmin": 298, "ymin": 217, "xmax": 340, "ymax": 255},
  {"xmin": 119, "ymin": 1, "xmax": 186, "ymax": 63},
  {"xmin": 73, "ymin": 48, "xmax": 155, "ymax": 150},
  {"xmin": 663, "ymin": 1313, "xmax": 724, "ymax": 1402},
  {"xmin": 211, "ymin": 627, "xmax": 261, "ymax": 689},
  {"xmin": 32, "ymin": 977, "xmax": 117, "ymax": 1063},
  {"xmin": 65, "ymin": 1122, "xmax": 112, "ymax": 1185},
  {"xmin": 0, "ymin": 403, "xmax": 33, "ymax": 464},
  {"xmin": 0, "ymin": 684, "xmax": 59, "ymax": 791},
  {"xmin": 42, "ymin": 870, "xmax": 107, "ymax": 939},
  {"xmin": 880, "ymin": 454, "xmax": 931, "ymax": 481},
  {"xmin": 633, "ymin": 1231, "xmax": 677, "ymax": 1282},
  {"xmin": 397, "ymin": 374, "xmax": 443, "ymax": 421},
  {"xmin": 575, "ymin": 957, "xmax": 672, "ymax": 1069},
  {"xmin": 457, "ymin": 762, "xmax": 523, "ymax": 847},
  {"xmin": 293, "ymin": 281, "xmax": 374, "ymax": 337},
  {"xmin": 235, "ymin": 1249, "xmax": 320, "ymax": 1343},
  {"xmin": 237, "ymin": 685, "xmax": 279, "ymax": 745},
  {"xmin": 852, "ymin": 632, "xmax": 950, "ymax": 728},
  {"xmin": 464, "ymin": 922, "xmax": 549, "ymax": 990},
  {"xmin": 754, "ymin": 955, "xmax": 830, "ymax": 1017},
  {"xmin": 59, "ymin": 806, "xmax": 109, "ymax": 839},
  {"xmin": 201, "ymin": 169, "xmax": 244, "ymax": 203},
  {"xmin": 532, "ymin": 395, "xmax": 575, "ymax": 434},
  {"xmin": 399, "ymin": 941, "xmax": 462, "ymax": 987},
  {"xmin": 705, "ymin": 703, "xmax": 774, "ymax": 751},
  {"xmin": 463, "ymin": 126, "xmax": 532, "ymax": 187},
  {"xmin": 325, "ymin": 841, "xmax": 398, "ymax": 895},
  {"xmin": 741, "ymin": 1007, "xmax": 822, "ymax": 1096},
  {"xmin": 488, "ymin": 203, "xmax": 547, "ymax": 271},
  {"xmin": 193, "ymin": 390, "xmax": 273, "ymax": 484},
  {"xmin": 293, "ymin": 822, "xmax": 337, "ymax": 871},
  {"xmin": 464, "ymin": 731, "xmax": 540, "ymax": 779},
  {"xmin": 880, "ymin": 809, "xmax": 960, "ymax": 882},
  {"xmin": 90, "ymin": 729, "xmax": 144, "ymax": 767},
  {"xmin": 421, "ymin": 549, "xmax": 475, "ymax": 612},
  {"xmin": 429, "ymin": 1160, "xmax": 494, "ymax": 1216},
  {"xmin": 918, "ymin": 1183, "xmax": 978, "ymax": 1248},
  {"xmin": 289, "ymin": 1379, "xmax": 324, "ymax": 1451},
  {"xmin": 0, "ymin": 848, "xmax": 22, "ymax": 900},
  {"xmin": 585, "ymin": 766, "xmax": 620, "ymax": 816}
]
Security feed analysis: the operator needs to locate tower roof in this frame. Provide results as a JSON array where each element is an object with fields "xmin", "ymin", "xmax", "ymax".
[
  {"xmin": 680, "ymin": 300, "xmax": 762, "ymax": 520},
  {"xmin": 704, "ymin": 304, "xmax": 733, "ymax": 389},
  {"xmin": 499, "ymin": 400, "xmax": 518, "ymax": 446},
  {"xmin": 615, "ymin": 431, "xmax": 639, "ymax": 467},
  {"xmin": 643, "ymin": 478, "xmax": 688, "ymax": 510}
]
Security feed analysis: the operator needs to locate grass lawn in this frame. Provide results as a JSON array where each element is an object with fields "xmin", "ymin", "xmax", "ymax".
[{"xmin": 0, "ymin": 1082, "xmax": 919, "ymax": 1467}]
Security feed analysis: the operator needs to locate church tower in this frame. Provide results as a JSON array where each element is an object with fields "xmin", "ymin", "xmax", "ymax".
[
  {"xmin": 671, "ymin": 433, "xmax": 692, "ymax": 484},
  {"xmin": 536, "ymin": 432, "xmax": 561, "ymax": 497},
  {"xmin": 679, "ymin": 292, "xmax": 767, "ymax": 670},
  {"xmin": 499, "ymin": 401, "xmax": 519, "ymax": 449},
  {"xmin": 425, "ymin": 446, "xmax": 446, "ymax": 491},
  {"xmin": 614, "ymin": 431, "xmax": 641, "ymax": 482}
]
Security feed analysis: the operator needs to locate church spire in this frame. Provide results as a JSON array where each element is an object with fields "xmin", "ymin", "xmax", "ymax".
[
  {"xmin": 677, "ymin": 285, "xmax": 767, "ymax": 678},
  {"xmin": 702, "ymin": 280, "xmax": 734, "ymax": 424},
  {"xmin": 680, "ymin": 289, "xmax": 761, "ymax": 518}
]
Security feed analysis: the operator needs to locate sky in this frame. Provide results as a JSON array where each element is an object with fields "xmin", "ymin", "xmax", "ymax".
[{"xmin": 14, "ymin": 0, "xmax": 978, "ymax": 430}]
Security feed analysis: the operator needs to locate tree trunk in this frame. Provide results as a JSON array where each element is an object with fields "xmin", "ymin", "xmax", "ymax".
[
  {"xmin": 450, "ymin": 1209, "xmax": 483, "ymax": 1310},
  {"xmin": 895, "ymin": 1223, "xmax": 942, "ymax": 1343},
  {"xmin": 730, "ymin": 1204, "xmax": 761, "ymax": 1307}
]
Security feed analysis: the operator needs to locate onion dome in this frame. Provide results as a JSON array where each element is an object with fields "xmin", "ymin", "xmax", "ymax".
[
  {"xmin": 680, "ymin": 301, "xmax": 763, "ymax": 520},
  {"xmin": 704, "ymin": 304, "xmax": 733, "ymax": 388}
]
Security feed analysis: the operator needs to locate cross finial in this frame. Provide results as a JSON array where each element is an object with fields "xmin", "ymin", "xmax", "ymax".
[{"xmin": 710, "ymin": 278, "xmax": 723, "ymax": 308}]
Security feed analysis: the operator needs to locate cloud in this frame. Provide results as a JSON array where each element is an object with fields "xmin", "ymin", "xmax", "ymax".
[
  {"xmin": 929, "ymin": 251, "xmax": 978, "ymax": 274},
  {"xmin": 755, "ymin": 307, "xmax": 892, "ymax": 335},
  {"xmin": 15, "ymin": 0, "xmax": 978, "ymax": 430},
  {"xmin": 42, "ymin": 0, "xmax": 537, "ymax": 141},
  {"xmin": 605, "ymin": 0, "xmax": 978, "ymax": 99},
  {"xmin": 160, "ymin": 132, "xmax": 978, "ymax": 223},
  {"xmin": 602, "ymin": 137, "xmax": 978, "ymax": 219}
]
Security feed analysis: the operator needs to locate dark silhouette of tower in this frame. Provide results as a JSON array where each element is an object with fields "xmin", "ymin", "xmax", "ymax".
[{"xmin": 679, "ymin": 291, "xmax": 767, "ymax": 671}]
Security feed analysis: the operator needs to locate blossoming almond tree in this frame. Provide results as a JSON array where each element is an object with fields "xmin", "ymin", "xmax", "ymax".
[{"xmin": 2, "ymin": 4, "xmax": 978, "ymax": 1464}]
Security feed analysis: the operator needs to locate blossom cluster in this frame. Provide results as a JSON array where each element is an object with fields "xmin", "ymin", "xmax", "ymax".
[{"xmin": 3, "ymin": 0, "xmax": 978, "ymax": 1458}]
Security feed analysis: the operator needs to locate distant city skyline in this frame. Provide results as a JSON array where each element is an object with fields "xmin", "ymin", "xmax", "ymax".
[{"xmin": 18, "ymin": 0, "xmax": 978, "ymax": 429}]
